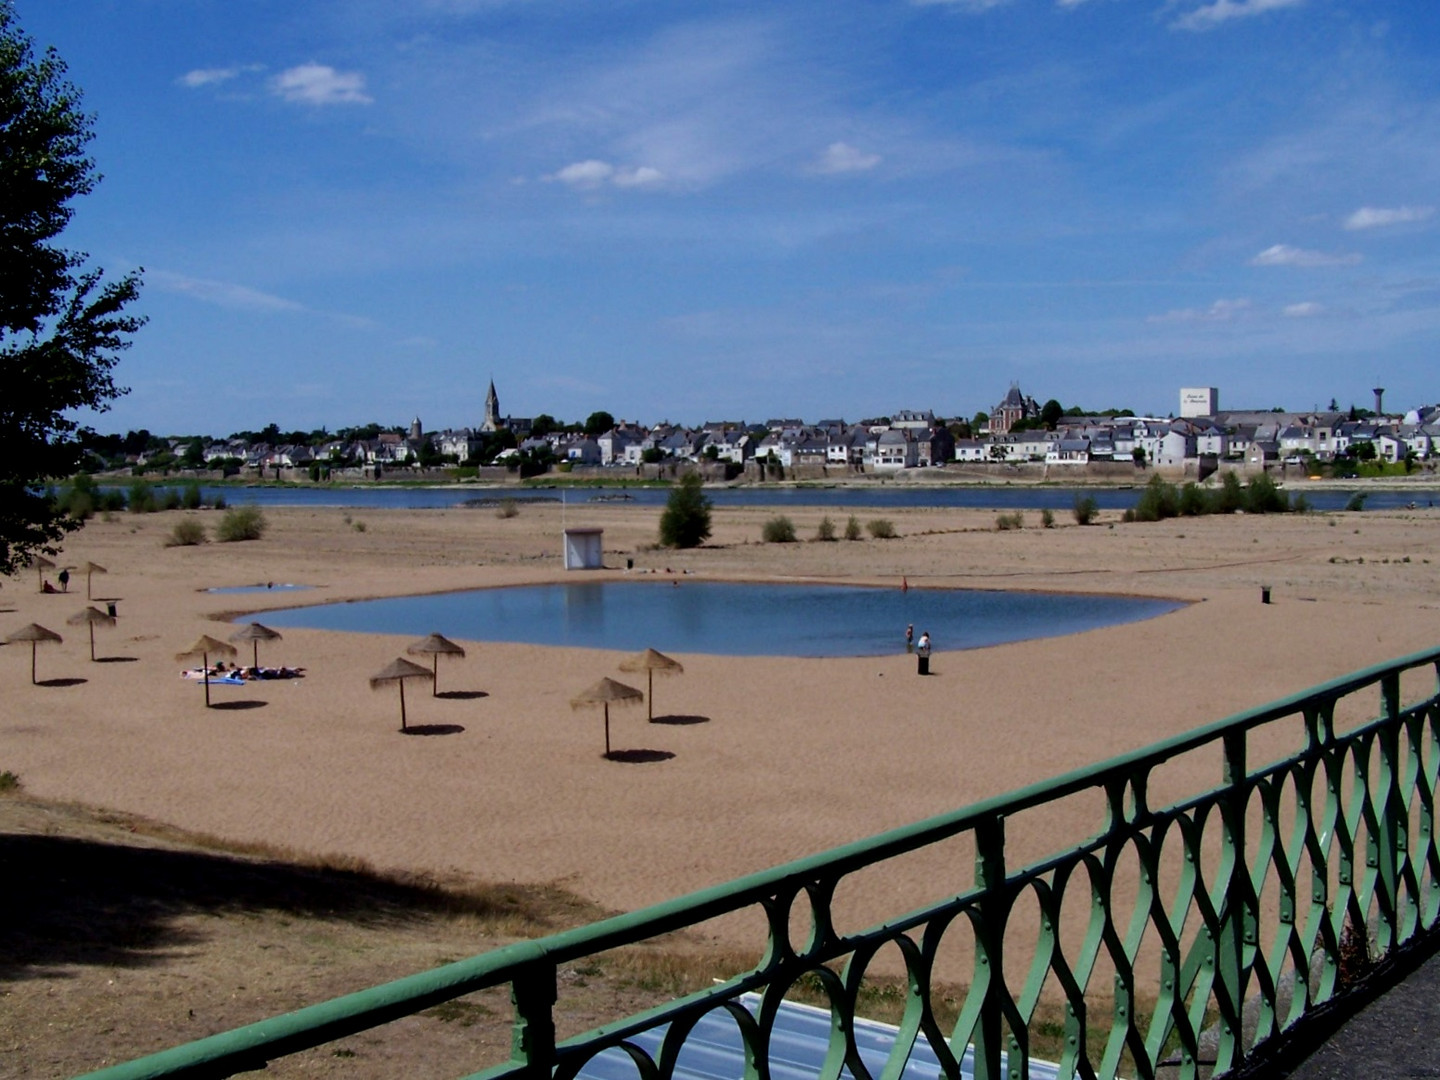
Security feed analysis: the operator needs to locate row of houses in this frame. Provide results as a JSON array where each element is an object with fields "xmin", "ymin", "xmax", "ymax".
[{"xmin": 139, "ymin": 401, "xmax": 1440, "ymax": 475}]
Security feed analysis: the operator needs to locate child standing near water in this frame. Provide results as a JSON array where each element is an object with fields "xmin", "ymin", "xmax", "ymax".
[{"xmin": 916, "ymin": 631, "xmax": 931, "ymax": 675}]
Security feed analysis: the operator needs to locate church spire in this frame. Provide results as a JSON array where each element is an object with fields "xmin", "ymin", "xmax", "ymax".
[{"xmin": 483, "ymin": 378, "xmax": 501, "ymax": 433}]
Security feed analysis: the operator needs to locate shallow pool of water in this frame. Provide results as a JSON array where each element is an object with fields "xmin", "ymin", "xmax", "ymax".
[{"xmin": 255, "ymin": 582, "xmax": 1183, "ymax": 658}]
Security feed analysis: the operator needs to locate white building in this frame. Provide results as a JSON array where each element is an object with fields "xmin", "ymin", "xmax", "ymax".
[{"xmin": 1180, "ymin": 387, "xmax": 1219, "ymax": 418}]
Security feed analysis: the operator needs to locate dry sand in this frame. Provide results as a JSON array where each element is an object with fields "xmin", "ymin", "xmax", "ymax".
[{"xmin": 3, "ymin": 496, "xmax": 1439, "ymax": 947}]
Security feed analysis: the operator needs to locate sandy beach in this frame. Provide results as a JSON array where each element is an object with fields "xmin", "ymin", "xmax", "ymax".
[{"xmin": 3, "ymin": 496, "xmax": 1439, "ymax": 943}]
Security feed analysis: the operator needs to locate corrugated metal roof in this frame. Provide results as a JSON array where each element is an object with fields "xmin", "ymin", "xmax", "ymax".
[{"xmin": 577, "ymin": 993, "xmax": 1062, "ymax": 1080}]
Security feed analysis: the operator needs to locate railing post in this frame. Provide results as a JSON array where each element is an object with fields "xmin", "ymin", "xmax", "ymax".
[
  {"xmin": 1375, "ymin": 673, "xmax": 1403, "ymax": 952},
  {"xmin": 511, "ymin": 963, "xmax": 558, "ymax": 1080},
  {"xmin": 1215, "ymin": 730, "xmax": 1254, "ymax": 1075},
  {"xmin": 972, "ymin": 815, "xmax": 1007, "ymax": 1080}
]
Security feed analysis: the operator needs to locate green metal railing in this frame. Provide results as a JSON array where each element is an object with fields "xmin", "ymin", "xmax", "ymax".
[{"xmin": 83, "ymin": 646, "xmax": 1440, "ymax": 1080}]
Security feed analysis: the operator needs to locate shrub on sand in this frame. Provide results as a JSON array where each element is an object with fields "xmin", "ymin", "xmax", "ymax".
[
  {"xmin": 165, "ymin": 518, "xmax": 207, "ymax": 547},
  {"xmin": 1073, "ymin": 495, "xmax": 1099, "ymax": 525},
  {"xmin": 844, "ymin": 515, "xmax": 862, "ymax": 541},
  {"xmin": 216, "ymin": 504, "xmax": 267, "ymax": 542},
  {"xmin": 866, "ymin": 518, "xmax": 897, "ymax": 539},
  {"xmin": 813, "ymin": 516, "xmax": 837, "ymax": 541},
  {"xmin": 762, "ymin": 516, "xmax": 797, "ymax": 543}
]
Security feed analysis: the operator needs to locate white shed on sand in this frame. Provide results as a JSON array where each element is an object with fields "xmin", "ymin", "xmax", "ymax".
[{"xmin": 563, "ymin": 527, "xmax": 604, "ymax": 570}]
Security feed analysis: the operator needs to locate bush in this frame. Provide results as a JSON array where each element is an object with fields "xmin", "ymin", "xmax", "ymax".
[
  {"xmin": 1244, "ymin": 473, "xmax": 1287, "ymax": 514},
  {"xmin": 814, "ymin": 516, "xmax": 837, "ymax": 541},
  {"xmin": 182, "ymin": 483, "xmax": 203, "ymax": 510},
  {"xmin": 1073, "ymin": 495, "xmax": 1099, "ymax": 525},
  {"xmin": 126, "ymin": 480, "xmax": 155, "ymax": 514},
  {"xmin": 658, "ymin": 473, "xmax": 712, "ymax": 548},
  {"xmin": 1345, "ymin": 492, "xmax": 1368, "ymax": 512},
  {"xmin": 0, "ymin": 770, "xmax": 21, "ymax": 793},
  {"xmin": 995, "ymin": 511, "xmax": 1024, "ymax": 531},
  {"xmin": 762, "ymin": 516, "xmax": 797, "ymax": 543},
  {"xmin": 1212, "ymin": 472, "xmax": 1245, "ymax": 514},
  {"xmin": 215, "ymin": 504, "xmax": 267, "ymax": 542},
  {"xmin": 867, "ymin": 518, "xmax": 897, "ymax": 539},
  {"xmin": 1040, "ymin": 508, "xmax": 1055, "ymax": 528},
  {"xmin": 161, "ymin": 487, "xmax": 183, "ymax": 511},
  {"xmin": 1177, "ymin": 483, "xmax": 1208, "ymax": 517},
  {"xmin": 1132, "ymin": 476, "xmax": 1179, "ymax": 522},
  {"xmin": 844, "ymin": 515, "xmax": 863, "ymax": 541},
  {"xmin": 165, "ymin": 518, "xmax": 208, "ymax": 547},
  {"xmin": 212, "ymin": 493, "xmax": 227, "ymax": 510},
  {"xmin": 496, "ymin": 497, "xmax": 519, "ymax": 519}
]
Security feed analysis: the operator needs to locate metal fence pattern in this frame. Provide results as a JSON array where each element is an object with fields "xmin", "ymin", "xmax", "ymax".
[{"xmin": 81, "ymin": 645, "xmax": 1440, "ymax": 1080}]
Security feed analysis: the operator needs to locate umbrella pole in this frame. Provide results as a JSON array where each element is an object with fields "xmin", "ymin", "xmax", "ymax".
[
  {"xmin": 432, "ymin": 654, "xmax": 438, "ymax": 697},
  {"xmin": 31, "ymin": 642, "xmax": 37, "ymax": 685},
  {"xmin": 253, "ymin": 641, "xmax": 260, "ymax": 669},
  {"xmin": 89, "ymin": 622, "xmax": 96, "ymax": 662},
  {"xmin": 87, "ymin": 572, "xmax": 93, "ymax": 601},
  {"xmin": 203, "ymin": 650, "xmax": 212, "ymax": 708},
  {"xmin": 399, "ymin": 680, "xmax": 408, "ymax": 732},
  {"xmin": 604, "ymin": 703, "xmax": 611, "ymax": 756},
  {"xmin": 648, "ymin": 669, "xmax": 654, "ymax": 721}
]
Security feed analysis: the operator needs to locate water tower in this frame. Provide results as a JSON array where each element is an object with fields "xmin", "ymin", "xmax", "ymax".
[{"xmin": 1373, "ymin": 387, "xmax": 1385, "ymax": 416}]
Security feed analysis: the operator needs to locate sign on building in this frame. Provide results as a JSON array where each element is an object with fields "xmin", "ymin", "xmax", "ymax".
[{"xmin": 1180, "ymin": 387, "xmax": 1219, "ymax": 418}]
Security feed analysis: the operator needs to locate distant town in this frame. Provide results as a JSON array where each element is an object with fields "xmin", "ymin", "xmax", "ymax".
[{"xmin": 77, "ymin": 382, "xmax": 1440, "ymax": 482}]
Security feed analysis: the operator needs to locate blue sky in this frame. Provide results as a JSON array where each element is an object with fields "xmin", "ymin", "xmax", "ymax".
[{"xmin": 19, "ymin": 0, "xmax": 1440, "ymax": 436}]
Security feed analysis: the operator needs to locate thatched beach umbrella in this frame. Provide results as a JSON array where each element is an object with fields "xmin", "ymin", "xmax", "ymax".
[
  {"xmin": 571, "ymin": 677, "xmax": 644, "ymax": 757},
  {"xmin": 176, "ymin": 634, "xmax": 238, "ymax": 708},
  {"xmin": 230, "ymin": 622, "xmax": 282, "ymax": 669},
  {"xmin": 370, "ymin": 657, "xmax": 433, "ymax": 731},
  {"xmin": 5, "ymin": 623, "xmax": 62, "ymax": 685},
  {"xmin": 405, "ymin": 632, "xmax": 466, "ymax": 696},
  {"xmin": 618, "ymin": 648, "xmax": 684, "ymax": 722},
  {"xmin": 67, "ymin": 607, "xmax": 116, "ymax": 661},
  {"xmin": 28, "ymin": 555, "xmax": 55, "ymax": 593},
  {"xmin": 79, "ymin": 561, "xmax": 107, "ymax": 601}
]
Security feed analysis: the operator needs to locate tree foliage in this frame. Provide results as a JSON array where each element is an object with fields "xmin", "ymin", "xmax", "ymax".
[
  {"xmin": 658, "ymin": 472, "xmax": 711, "ymax": 548},
  {"xmin": 1, "ymin": 6, "xmax": 144, "ymax": 573}
]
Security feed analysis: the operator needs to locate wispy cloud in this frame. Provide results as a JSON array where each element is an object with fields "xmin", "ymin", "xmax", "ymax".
[
  {"xmin": 812, "ymin": 142, "xmax": 882, "ymax": 175},
  {"xmin": 270, "ymin": 64, "xmax": 372, "ymax": 106},
  {"xmin": 543, "ymin": 159, "xmax": 666, "ymax": 190},
  {"xmin": 1249, "ymin": 244, "xmax": 1362, "ymax": 268},
  {"xmin": 152, "ymin": 271, "xmax": 306, "ymax": 313},
  {"xmin": 1148, "ymin": 298, "xmax": 1251, "ymax": 323},
  {"xmin": 910, "ymin": 0, "xmax": 1013, "ymax": 10},
  {"xmin": 1283, "ymin": 302, "xmax": 1324, "ymax": 317},
  {"xmin": 178, "ymin": 65, "xmax": 259, "ymax": 89},
  {"xmin": 1173, "ymin": 0, "xmax": 1306, "ymax": 32},
  {"xmin": 152, "ymin": 270, "xmax": 376, "ymax": 328},
  {"xmin": 1344, "ymin": 205, "xmax": 1435, "ymax": 230}
]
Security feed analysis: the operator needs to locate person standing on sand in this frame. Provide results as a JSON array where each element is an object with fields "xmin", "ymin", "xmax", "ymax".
[
  {"xmin": 58, "ymin": 568, "xmax": 70, "ymax": 593},
  {"xmin": 906, "ymin": 624, "xmax": 914, "ymax": 653},
  {"xmin": 916, "ymin": 631, "xmax": 931, "ymax": 675}
]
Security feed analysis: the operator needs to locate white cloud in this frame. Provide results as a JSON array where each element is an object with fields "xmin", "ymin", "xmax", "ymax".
[
  {"xmin": 270, "ymin": 64, "xmax": 372, "ymax": 106},
  {"xmin": 1249, "ymin": 244, "xmax": 1362, "ymax": 268},
  {"xmin": 613, "ymin": 165, "xmax": 666, "ymax": 188},
  {"xmin": 178, "ymin": 66, "xmax": 249, "ymax": 88},
  {"xmin": 543, "ymin": 159, "xmax": 666, "ymax": 190},
  {"xmin": 1148, "ymin": 298, "xmax": 1251, "ymax": 323},
  {"xmin": 1283, "ymin": 302, "xmax": 1324, "ymax": 317},
  {"xmin": 152, "ymin": 271, "xmax": 305, "ymax": 313},
  {"xmin": 1173, "ymin": 0, "xmax": 1305, "ymax": 32},
  {"xmin": 813, "ymin": 142, "xmax": 882, "ymax": 175},
  {"xmin": 1344, "ymin": 205, "xmax": 1435, "ymax": 230},
  {"xmin": 910, "ymin": 0, "xmax": 1013, "ymax": 9}
]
